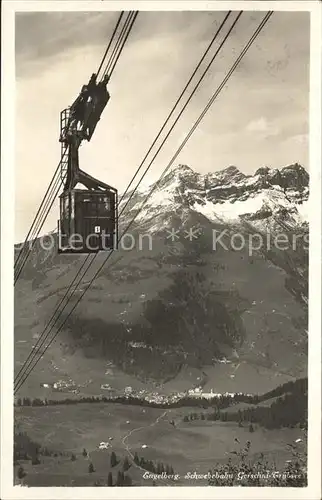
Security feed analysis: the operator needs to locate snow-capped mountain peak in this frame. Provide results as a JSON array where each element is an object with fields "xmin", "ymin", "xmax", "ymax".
[{"xmin": 121, "ymin": 163, "xmax": 309, "ymax": 233}]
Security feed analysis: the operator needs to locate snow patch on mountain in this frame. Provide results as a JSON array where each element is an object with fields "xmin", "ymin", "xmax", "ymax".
[
  {"xmin": 295, "ymin": 199, "xmax": 309, "ymax": 221},
  {"xmin": 193, "ymin": 193, "xmax": 268, "ymax": 222}
]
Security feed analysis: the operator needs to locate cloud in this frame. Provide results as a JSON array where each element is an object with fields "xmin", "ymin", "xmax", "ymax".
[
  {"xmin": 245, "ymin": 117, "xmax": 280, "ymax": 136},
  {"xmin": 284, "ymin": 133, "xmax": 308, "ymax": 146}
]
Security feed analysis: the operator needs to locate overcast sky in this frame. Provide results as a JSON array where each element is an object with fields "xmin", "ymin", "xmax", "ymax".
[{"xmin": 15, "ymin": 10, "xmax": 309, "ymax": 241}]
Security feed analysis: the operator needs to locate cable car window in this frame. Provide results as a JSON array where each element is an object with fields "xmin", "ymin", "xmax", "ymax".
[
  {"xmin": 83, "ymin": 201, "xmax": 97, "ymax": 216},
  {"xmin": 63, "ymin": 196, "xmax": 69, "ymax": 218},
  {"xmin": 97, "ymin": 200, "xmax": 111, "ymax": 214}
]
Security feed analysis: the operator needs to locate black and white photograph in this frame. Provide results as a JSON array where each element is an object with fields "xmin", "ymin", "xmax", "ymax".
[{"xmin": 1, "ymin": 1, "xmax": 321, "ymax": 498}]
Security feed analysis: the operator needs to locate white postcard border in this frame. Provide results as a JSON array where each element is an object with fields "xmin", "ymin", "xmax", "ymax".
[{"xmin": 1, "ymin": 1, "xmax": 321, "ymax": 499}]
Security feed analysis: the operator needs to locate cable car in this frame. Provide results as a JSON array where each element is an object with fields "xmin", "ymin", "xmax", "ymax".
[
  {"xmin": 58, "ymin": 74, "xmax": 118, "ymax": 254},
  {"xmin": 58, "ymin": 182, "xmax": 118, "ymax": 254}
]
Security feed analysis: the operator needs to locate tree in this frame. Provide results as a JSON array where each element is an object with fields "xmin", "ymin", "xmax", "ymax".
[
  {"xmin": 145, "ymin": 460, "xmax": 154, "ymax": 472},
  {"xmin": 220, "ymin": 412, "xmax": 226, "ymax": 422},
  {"xmin": 123, "ymin": 456, "xmax": 131, "ymax": 471},
  {"xmin": 32, "ymin": 455, "xmax": 41, "ymax": 465},
  {"xmin": 17, "ymin": 466, "xmax": 26, "ymax": 481},
  {"xmin": 107, "ymin": 472, "xmax": 113, "ymax": 486},
  {"xmin": 143, "ymin": 268, "xmax": 227, "ymax": 358},
  {"xmin": 123, "ymin": 474, "xmax": 132, "ymax": 486},
  {"xmin": 133, "ymin": 452, "xmax": 139, "ymax": 465},
  {"xmin": 208, "ymin": 437, "xmax": 307, "ymax": 487},
  {"xmin": 88, "ymin": 462, "xmax": 95, "ymax": 473},
  {"xmin": 116, "ymin": 470, "xmax": 125, "ymax": 486},
  {"xmin": 110, "ymin": 451, "xmax": 117, "ymax": 467}
]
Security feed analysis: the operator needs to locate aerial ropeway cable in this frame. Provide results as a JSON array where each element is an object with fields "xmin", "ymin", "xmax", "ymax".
[
  {"xmin": 14, "ymin": 10, "xmax": 234, "ymax": 390},
  {"xmin": 14, "ymin": 10, "xmax": 235, "ymax": 392},
  {"xmin": 14, "ymin": 149, "xmax": 67, "ymax": 284},
  {"xmin": 102, "ymin": 11, "xmax": 139, "ymax": 79},
  {"xmin": 14, "ymin": 11, "xmax": 137, "ymax": 285},
  {"xmin": 14, "ymin": 11, "xmax": 234, "ymax": 391},
  {"xmin": 15, "ymin": 10, "xmax": 128, "ymax": 279},
  {"xmin": 14, "ymin": 10, "xmax": 139, "ymax": 385},
  {"xmin": 14, "ymin": 11, "xmax": 135, "ymax": 283},
  {"xmin": 14, "ymin": 11, "xmax": 273, "ymax": 394},
  {"xmin": 96, "ymin": 11, "xmax": 125, "ymax": 78}
]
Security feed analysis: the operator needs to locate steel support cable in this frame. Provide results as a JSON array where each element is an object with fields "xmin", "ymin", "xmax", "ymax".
[
  {"xmin": 127, "ymin": 11, "xmax": 274, "ymax": 229},
  {"xmin": 14, "ymin": 12, "xmax": 128, "ymax": 284},
  {"xmin": 117, "ymin": 10, "xmax": 232, "ymax": 207},
  {"xmin": 75, "ymin": 11, "xmax": 274, "ymax": 310},
  {"xmin": 14, "ymin": 173, "xmax": 63, "ymax": 284},
  {"xmin": 105, "ymin": 11, "xmax": 135, "ymax": 75},
  {"xmin": 14, "ymin": 11, "xmax": 235, "ymax": 390},
  {"xmin": 101, "ymin": 11, "xmax": 137, "ymax": 80},
  {"xmin": 101, "ymin": 11, "xmax": 135, "ymax": 79},
  {"xmin": 14, "ymin": 149, "xmax": 68, "ymax": 280},
  {"xmin": 14, "ymin": 152, "xmax": 67, "ymax": 283},
  {"xmin": 100, "ymin": 12, "xmax": 134, "ymax": 80},
  {"xmin": 117, "ymin": 10, "xmax": 243, "ymax": 213},
  {"xmin": 14, "ymin": 14, "xmax": 140, "ymax": 387},
  {"xmin": 107, "ymin": 12, "xmax": 139, "ymax": 78},
  {"xmin": 15, "ymin": 173, "xmax": 62, "ymax": 274},
  {"xmin": 14, "ymin": 148, "xmax": 67, "ymax": 273},
  {"xmin": 96, "ymin": 11, "xmax": 125, "ymax": 79},
  {"xmin": 15, "ymin": 11, "xmax": 273, "ymax": 393},
  {"xmin": 15, "ymin": 10, "xmax": 232, "ymax": 293},
  {"xmin": 14, "ymin": 254, "xmax": 94, "ymax": 385},
  {"xmin": 14, "ymin": 10, "xmax": 242, "ymax": 390}
]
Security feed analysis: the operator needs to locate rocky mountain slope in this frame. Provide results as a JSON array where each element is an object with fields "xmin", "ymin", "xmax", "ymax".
[
  {"xmin": 14, "ymin": 163, "xmax": 309, "ymax": 397},
  {"xmin": 121, "ymin": 162, "xmax": 308, "ymax": 233}
]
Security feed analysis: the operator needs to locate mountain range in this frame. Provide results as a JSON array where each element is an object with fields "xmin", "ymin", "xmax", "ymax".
[{"xmin": 14, "ymin": 163, "xmax": 309, "ymax": 398}]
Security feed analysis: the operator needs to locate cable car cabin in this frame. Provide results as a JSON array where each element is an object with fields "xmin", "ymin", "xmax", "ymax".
[{"xmin": 58, "ymin": 189, "xmax": 117, "ymax": 253}]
